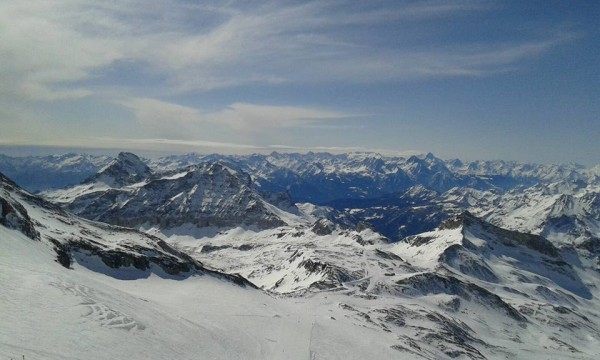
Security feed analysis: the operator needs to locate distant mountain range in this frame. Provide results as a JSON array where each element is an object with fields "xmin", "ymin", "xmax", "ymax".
[
  {"xmin": 0, "ymin": 153, "xmax": 112, "ymax": 192},
  {"xmin": 9, "ymin": 151, "xmax": 593, "ymax": 246}
]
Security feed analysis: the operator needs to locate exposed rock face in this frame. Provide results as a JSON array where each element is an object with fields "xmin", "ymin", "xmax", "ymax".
[
  {"xmin": 85, "ymin": 152, "xmax": 153, "ymax": 187},
  {"xmin": 431, "ymin": 211, "xmax": 562, "ymax": 257},
  {"xmin": 311, "ymin": 218, "xmax": 336, "ymax": 235},
  {"xmin": 67, "ymin": 162, "xmax": 288, "ymax": 230},
  {"xmin": 394, "ymin": 272, "xmax": 527, "ymax": 323},
  {"xmin": 0, "ymin": 172, "xmax": 39, "ymax": 240},
  {"xmin": 0, "ymin": 194, "xmax": 39, "ymax": 241}
]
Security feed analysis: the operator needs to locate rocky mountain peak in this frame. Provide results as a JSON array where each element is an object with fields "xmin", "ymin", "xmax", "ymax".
[
  {"xmin": 60, "ymin": 159, "xmax": 292, "ymax": 231},
  {"xmin": 86, "ymin": 152, "xmax": 152, "ymax": 187},
  {"xmin": 435, "ymin": 211, "xmax": 561, "ymax": 258},
  {"xmin": 0, "ymin": 197, "xmax": 39, "ymax": 241},
  {"xmin": 437, "ymin": 211, "xmax": 472, "ymax": 230},
  {"xmin": 0, "ymin": 171, "xmax": 19, "ymax": 189},
  {"xmin": 175, "ymin": 162, "xmax": 252, "ymax": 191}
]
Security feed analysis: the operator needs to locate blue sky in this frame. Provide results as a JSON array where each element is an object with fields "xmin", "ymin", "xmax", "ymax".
[{"xmin": 1, "ymin": 0, "xmax": 598, "ymax": 164}]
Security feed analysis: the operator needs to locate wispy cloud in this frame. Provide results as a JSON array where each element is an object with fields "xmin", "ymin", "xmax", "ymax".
[
  {"xmin": 5, "ymin": 135, "xmax": 424, "ymax": 157},
  {"xmin": 211, "ymin": 103, "xmax": 355, "ymax": 130},
  {"xmin": 119, "ymin": 97, "xmax": 354, "ymax": 135},
  {"xmin": 0, "ymin": 0, "xmax": 575, "ymax": 101},
  {"xmin": 0, "ymin": 1, "xmax": 122, "ymax": 101},
  {"xmin": 118, "ymin": 97, "xmax": 205, "ymax": 138},
  {"xmin": 93, "ymin": 137, "xmax": 262, "ymax": 150}
]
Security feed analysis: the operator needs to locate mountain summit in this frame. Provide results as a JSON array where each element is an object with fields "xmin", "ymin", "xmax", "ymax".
[{"xmin": 85, "ymin": 152, "xmax": 153, "ymax": 187}]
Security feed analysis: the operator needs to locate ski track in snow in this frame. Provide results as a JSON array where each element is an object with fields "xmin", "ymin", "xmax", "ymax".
[{"xmin": 49, "ymin": 280, "xmax": 144, "ymax": 331}]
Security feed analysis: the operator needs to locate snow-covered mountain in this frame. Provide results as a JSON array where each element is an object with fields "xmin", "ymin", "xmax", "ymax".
[
  {"xmin": 0, "ymin": 170, "xmax": 255, "ymax": 281},
  {"xmin": 152, "ymin": 151, "xmax": 488, "ymax": 203},
  {"xmin": 446, "ymin": 158, "xmax": 590, "ymax": 184},
  {"xmin": 44, "ymin": 153, "xmax": 304, "ymax": 231},
  {"xmin": 86, "ymin": 152, "xmax": 153, "ymax": 187}
]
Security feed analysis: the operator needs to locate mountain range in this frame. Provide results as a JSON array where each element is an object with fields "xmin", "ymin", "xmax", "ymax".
[
  {"xmin": 2, "ymin": 150, "xmax": 600, "ymax": 359},
  {"xmin": 32, "ymin": 151, "xmax": 600, "ymax": 245}
]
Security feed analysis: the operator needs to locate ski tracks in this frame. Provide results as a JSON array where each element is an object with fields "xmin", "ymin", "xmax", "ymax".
[{"xmin": 50, "ymin": 280, "xmax": 145, "ymax": 331}]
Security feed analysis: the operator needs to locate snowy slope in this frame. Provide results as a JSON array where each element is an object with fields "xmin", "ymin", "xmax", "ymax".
[
  {"xmin": 150, "ymin": 210, "xmax": 600, "ymax": 359},
  {"xmin": 2, "ymin": 170, "xmax": 406, "ymax": 359},
  {"xmin": 0, "ymin": 171, "xmax": 269, "ymax": 282},
  {"xmin": 1, "ymin": 224, "xmax": 413, "ymax": 360},
  {"xmin": 157, "ymin": 222, "xmax": 392, "ymax": 294}
]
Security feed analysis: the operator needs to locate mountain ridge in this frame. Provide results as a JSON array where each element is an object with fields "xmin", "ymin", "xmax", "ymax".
[{"xmin": 0, "ymin": 169, "xmax": 257, "ymax": 286}]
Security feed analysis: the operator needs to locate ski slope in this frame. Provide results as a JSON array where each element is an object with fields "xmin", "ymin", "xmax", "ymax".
[{"xmin": 0, "ymin": 226, "xmax": 404, "ymax": 360}]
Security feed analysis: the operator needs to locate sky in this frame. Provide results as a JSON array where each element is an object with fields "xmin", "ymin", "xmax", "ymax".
[{"xmin": 0, "ymin": 0, "xmax": 598, "ymax": 165}]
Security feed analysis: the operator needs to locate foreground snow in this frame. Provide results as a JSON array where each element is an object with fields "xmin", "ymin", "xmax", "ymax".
[
  {"xmin": 6, "ymin": 216, "xmax": 600, "ymax": 359},
  {"xmin": 1, "ymin": 227, "xmax": 406, "ymax": 360}
]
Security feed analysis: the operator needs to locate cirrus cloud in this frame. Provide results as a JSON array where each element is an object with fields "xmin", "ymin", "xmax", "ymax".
[
  {"xmin": 119, "ymin": 97, "xmax": 355, "ymax": 135},
  {"xmin": 0, "ymin": 0, "xmax": 577, "ymax": 101}
]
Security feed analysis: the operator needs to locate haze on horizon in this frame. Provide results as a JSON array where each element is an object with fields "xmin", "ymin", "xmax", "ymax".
[{"xmin": 1, "ymin": 1, "xmax": 598, "ymax": 165}]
